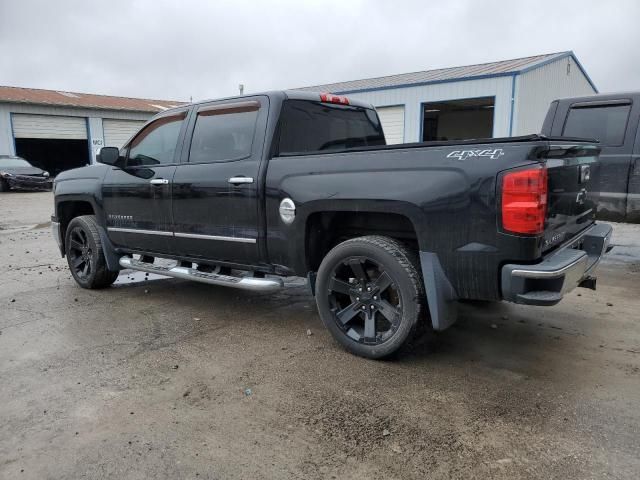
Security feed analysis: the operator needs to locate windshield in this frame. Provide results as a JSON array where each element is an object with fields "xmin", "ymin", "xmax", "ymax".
[{"xmin": 0, "ymin": 157, "xmax": 31, "ymax": 168}]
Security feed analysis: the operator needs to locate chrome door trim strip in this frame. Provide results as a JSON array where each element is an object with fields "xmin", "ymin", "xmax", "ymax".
[
  {"xmin": 174, "ymin": 232, "xmax": 256, "ymax": 244},
  {"xmin": 107, "ymin": 227, "xmax": 173, "ymax": 236},
  {"xmin": 107, "ymin": 227, "xmax": 256, "ymax": 243}
]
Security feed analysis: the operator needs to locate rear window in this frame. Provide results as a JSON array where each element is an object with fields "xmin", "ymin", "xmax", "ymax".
[
  {"xmin": 563, "ymin": 104, "xmax": 631, "ymax": 146},
  {"xmin": 277, "ymin": 100, "xmax": 385, "ymax": 155}
]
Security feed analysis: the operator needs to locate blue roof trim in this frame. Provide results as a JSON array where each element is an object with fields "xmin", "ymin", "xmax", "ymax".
[
  {"xmin": 571, "ymin": 53, "xmax": 599, "ymax": 93},
  {"xmin": 332, "ymin": 51, "xmax": 598, "ymax": 95},
  {"xmin": 333, "ymin": 71, "xmax": 516, "ymax": 95}
]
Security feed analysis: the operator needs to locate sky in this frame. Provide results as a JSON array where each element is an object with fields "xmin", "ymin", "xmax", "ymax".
[{"xmin": 0, "ymin": 0, "xmax": 638, "ymax": 102}]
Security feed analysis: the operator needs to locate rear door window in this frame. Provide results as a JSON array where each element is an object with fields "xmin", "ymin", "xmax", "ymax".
[
  {"xmin": 562, "ymin": 104, "xmax": 631, "ymax": 146},
  {"xmin": 277, "ymin": 100, "xmax": 385, "ymax": 155}
]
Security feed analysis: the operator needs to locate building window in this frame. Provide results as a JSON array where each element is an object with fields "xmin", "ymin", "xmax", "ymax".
[{"xmin": 422, "ymin": 97, "xmax": 495, "ymax": 141}]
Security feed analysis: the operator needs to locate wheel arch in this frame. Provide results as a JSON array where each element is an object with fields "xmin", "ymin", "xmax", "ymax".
[
  {"xmin": 300, "ymin": 205, "xmax": 458, "ymax": 332},
  {"xmin": 301, "ymin": 203, "xmax": 425, "ymax": 274},
  {"xmin": 56, "ymin": 197, "xmax": 98, "ymax": 247},
  {"xmin": 55, "ymin": 196, "xmax": 119, "ymax": 270}
]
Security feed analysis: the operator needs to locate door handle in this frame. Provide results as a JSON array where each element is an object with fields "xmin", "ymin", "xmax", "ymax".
[
  {"xmin": 228, "ymin": 176, "xmax": 254, "ymax": 185},
  {"xmin": 149, "ymin": 178, "xmax": 169, "ymax": 185}
]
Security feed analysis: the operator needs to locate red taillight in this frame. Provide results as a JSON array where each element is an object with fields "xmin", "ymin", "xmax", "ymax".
[
  {"xmin": 501, "ymin": 166, "xmax": 548, "ymax": 234},
  {"xmin": 320, "ymin": 92, "xmax": 350, "ymax": 105}
]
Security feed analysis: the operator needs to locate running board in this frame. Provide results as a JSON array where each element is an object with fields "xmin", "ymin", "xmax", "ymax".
[{"xmin": 118, "ymin": 257, "xmax": 283, "ymax": 292}]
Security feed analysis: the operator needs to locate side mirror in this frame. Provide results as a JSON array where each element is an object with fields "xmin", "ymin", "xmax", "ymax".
[{"xmin": 98, "ymin": 146, "xmax": 121, "ymax": 166}]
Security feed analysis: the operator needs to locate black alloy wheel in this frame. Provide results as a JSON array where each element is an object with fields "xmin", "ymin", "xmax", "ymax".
[
  {"xmin": 65, "ymin": 215, "xmax": 119, "ymax": 289},
  {"xmin": 68, "ymin": 226, "xmax": 94, "ymax": 280},
  {"xmin": 316, "ymin": 236, "xmax": 426, "ymax": 359},
  {"xmin": 327, "ymin": 256, "xmax": 402, "ymax": 345}
]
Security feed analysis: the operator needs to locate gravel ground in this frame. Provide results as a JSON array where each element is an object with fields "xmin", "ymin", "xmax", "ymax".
[{"xmin": 1, "ymin": 191, "xmax": 639, "ymax": 479}]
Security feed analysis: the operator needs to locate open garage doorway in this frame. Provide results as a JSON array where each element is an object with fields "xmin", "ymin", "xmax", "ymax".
[
  {"xmin": 12, "ymin": 114, "xmax": 89, "ymax": 176},
  {"xmin": 14, "ymin": 139, "xmax": 89, "ymax": 176},
  {"xmin": 422, "ymin": 97, "xmax": 495, "ymax": 142}
]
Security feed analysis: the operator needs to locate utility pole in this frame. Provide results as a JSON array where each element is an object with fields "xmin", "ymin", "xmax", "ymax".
[{"xmin": 239, "ymin": 84, "xmax": 244, "ymax": 95}]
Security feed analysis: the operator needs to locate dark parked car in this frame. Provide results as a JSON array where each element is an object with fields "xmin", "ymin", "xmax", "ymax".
[
  {"xmin": 0, "ymin": 155, "xmax": 52, "ymax": 191},
  {"xmin": 51, "ymin": 91, "xmax": 611, "ymax": 358},
  {"xmin": 542, "ymin": 92, "xmax": 640, "ymax": 222}
]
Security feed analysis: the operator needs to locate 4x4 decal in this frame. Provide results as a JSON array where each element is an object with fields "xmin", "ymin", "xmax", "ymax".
[{"xmin": 447, "ymin": 148, "xmax": 505, "ymax": 161}]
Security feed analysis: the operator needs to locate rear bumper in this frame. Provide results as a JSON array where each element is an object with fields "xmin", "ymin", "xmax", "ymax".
[{"xmin": 501, "ymin": 223, "xmax": 612, "ymax": 306}]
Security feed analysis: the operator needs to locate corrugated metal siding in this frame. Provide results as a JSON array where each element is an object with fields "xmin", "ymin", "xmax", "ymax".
[
  {"xmin": 0, "ymin": 103, "xmax": 155, "ymax": 156},
  {"xmin": 376, "ymin": 106, "xmax": 405, "ymax": 144},
  {"xmin": 12, "ymin": 114, "xmax": 87, "ymax": 139},
  {"xmin": 514, "ymin": 57, "xmax": 596, "ymax": 135},
  {"xmin": 0, "ymin": 102, "xmax": 153, "ymax": 121},
  {"xmin": 347, "ymin": 75, "xmax": 514, "ymax": 142}
]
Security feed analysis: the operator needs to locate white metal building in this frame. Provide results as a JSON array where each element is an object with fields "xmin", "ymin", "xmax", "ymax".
[
  {"xmin": 298, "ymin": 51, "xmax": 597, "ymax": 144},
  {"xmin": 0, "ymin": 86, "xmax": 182, "ymax": 175}
]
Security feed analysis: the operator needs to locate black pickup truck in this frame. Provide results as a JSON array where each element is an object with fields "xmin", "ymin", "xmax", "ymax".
[
  {"xmin": 542, "ymin": 91, "xmax": 640, "ymax": 222},
  {"xmin": 51, "ymin": 90, "xmax": 611, "ymax": 358}
]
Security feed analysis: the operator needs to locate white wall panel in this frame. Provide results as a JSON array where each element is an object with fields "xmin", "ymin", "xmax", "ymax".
[
  {"xmin": 514, "ymin": 57, "xmax": 596, "ymax": 135},
  {"xmin": 0, "ymin": 107, "xmax": 14, "ymax": 155}
]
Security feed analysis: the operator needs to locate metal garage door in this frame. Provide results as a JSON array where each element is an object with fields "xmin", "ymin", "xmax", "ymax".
[
  {"xmin": 103, "ymin": 119, "xmax": 146, "ymax": 148},
  {"xmin": 376, "ymin": 106, "xmax": 405, "ymax": 144},
  {"xmin": 12, "ymin": 114, "xmax": 87, "ymax": 139}
]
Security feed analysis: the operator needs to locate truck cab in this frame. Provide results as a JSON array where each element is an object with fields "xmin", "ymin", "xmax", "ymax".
[{"xmin": 542, "ymin": 92, "xmax": 640, "ymax": 222}]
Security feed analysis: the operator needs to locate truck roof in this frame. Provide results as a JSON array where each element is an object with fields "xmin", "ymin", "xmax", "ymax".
[
  {"xmin": 158, "ymin": 90, "xmax": 376, "ymax": 114},
  {"xmin": 552, "ymin": 91, "xmax": 640, "ymax": 104}
]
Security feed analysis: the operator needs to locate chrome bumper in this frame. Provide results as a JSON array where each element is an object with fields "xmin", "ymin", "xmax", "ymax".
[{"xmin": 501, "ymin": 223, "xmax": 612, "ymax": 306}]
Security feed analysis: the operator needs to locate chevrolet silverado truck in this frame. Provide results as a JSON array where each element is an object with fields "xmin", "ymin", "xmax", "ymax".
[
  {"xmin": 51, "ymin": 90, "xmax": 612, "ymax": 358},
  {"xmin": 542, "ymin": 91, "xmax": 640, "ymax": 222}
]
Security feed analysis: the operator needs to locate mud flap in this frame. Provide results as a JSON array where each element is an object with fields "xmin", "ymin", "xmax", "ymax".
[
  {"xmin": 419, "ymin": 252, "xmax": 458, "ymax": 331},
  {"xmin": 97, "ymin": 226, "xmax": 122, "ymax": 272}
]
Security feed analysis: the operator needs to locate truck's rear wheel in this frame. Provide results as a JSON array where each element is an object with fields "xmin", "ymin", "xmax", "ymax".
[
  {"xmin": 0, "ymin": 179, "xmax": 9, "ymax": 192},
  {"xmin": 315, "ymin": 235, "xmax": 426, "ymax": 359},
  {"xmin": 65, "ymin": 215, "xmax": 119, "ymax": 289}
]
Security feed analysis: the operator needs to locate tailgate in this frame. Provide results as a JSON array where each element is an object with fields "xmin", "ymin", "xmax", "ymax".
[{"xmin": 542, "ymin": 143, "xmax": 600, "ymax": 252}]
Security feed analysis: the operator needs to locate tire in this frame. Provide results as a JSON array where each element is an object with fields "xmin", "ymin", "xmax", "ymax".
[
  {"xmin": 0, "ymin": 179, "xmax": 9, "ymax": 192},
  {"xmin": 315, "ymin": 235, "xmax": 426, "ymax": 359},
  {"xmin": 65, "ymin": 215, "xmax": 119, "ymax": 289}
]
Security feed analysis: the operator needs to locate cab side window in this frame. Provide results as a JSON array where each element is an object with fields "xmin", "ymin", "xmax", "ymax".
[
  {"xmin": 127, "ymin": 112, "xmax": 187, "ymax": 166},
  {"xmin": 188, "ymin": 102, "xmax": 260, "ymax": 163}
]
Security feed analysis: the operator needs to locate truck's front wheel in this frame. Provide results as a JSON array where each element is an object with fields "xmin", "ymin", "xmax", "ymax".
[
  {"xmin": 65, "ymin": 215, "xmax": 119, "ymax": 289},
  {"xmin": 315, "ymin": 235, "xmax": 426, "ymax": 359}
]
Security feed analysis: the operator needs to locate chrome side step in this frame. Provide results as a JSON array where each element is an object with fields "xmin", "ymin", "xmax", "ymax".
[{"xmin": 118, "ymin": 257, "xmax": 283, "ymax": 292}]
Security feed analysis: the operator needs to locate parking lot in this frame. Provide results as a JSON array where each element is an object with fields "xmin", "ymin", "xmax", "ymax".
[{"xmin": 1, "ymin": 191, "xmax": 639, "ymax": 479}]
